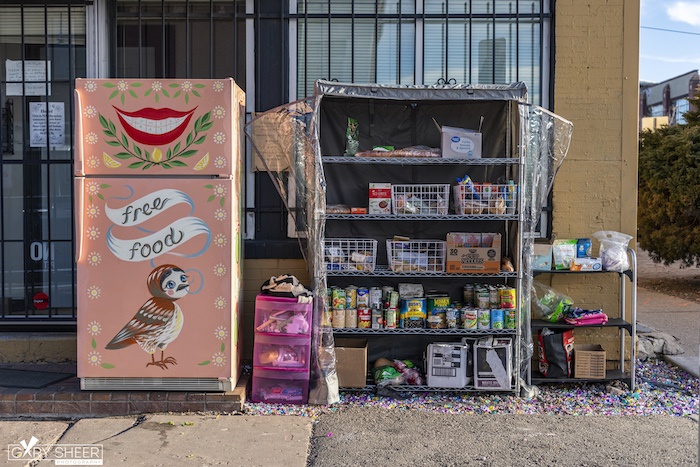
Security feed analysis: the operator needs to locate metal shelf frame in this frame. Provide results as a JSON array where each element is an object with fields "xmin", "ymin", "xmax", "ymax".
[
  {"xmin": 332, "ymin": 328, "xmax": 517, "ymax": 336},
  {"xmin": 325, "ymin": 214, "xmax": 519, "ymax": 221},
  {"xmin": 322, "ymin": 156, "xmax": 519, "ymax": 165},
  {"xmin": 326, "ymin": 265, "xmax": 518, "ymax": 278}
]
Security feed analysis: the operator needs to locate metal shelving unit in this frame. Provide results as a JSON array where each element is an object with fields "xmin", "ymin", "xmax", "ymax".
[
  {"xmin": 527, "ymin": 248, "xmax": 637, "ymax": 390},
  {"xmin": 326, "ymin": 266, "xmax": 518, "ymax": 278}
]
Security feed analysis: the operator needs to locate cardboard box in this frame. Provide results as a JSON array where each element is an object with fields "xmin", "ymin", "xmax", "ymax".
[
  {"xmin": 532, "ymin": 243, "xmax": 552, "ymax": 270},
  {"xmin": 334, "ymin": 338, "xmax": 368, "ymax": 388},
  {"xmin": 439, "ymin": 126, "xmax": 482, "ymax": 159},
  {"xmin": 426, "ymin": 342, "xmax": 470, "ymax": 388},
  {"xmin": 574, "ymin": 344, "xmax": 606, "ymax": 379},
  {"xmin": 446, "ymin": 232, "xmax": 501, "ymax": 274},
  {"xmin": 473, "ymin": 337, "xmax": 512, "ymax": 390},
  {"xmin": 369, "ymin": 183, "xmax": 391, "ymax": 214}
]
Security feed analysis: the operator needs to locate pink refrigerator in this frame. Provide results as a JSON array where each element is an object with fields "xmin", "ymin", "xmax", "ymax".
[{"xmin": 74, "ymin": 78, "xmax": 244, "ymax": 391}]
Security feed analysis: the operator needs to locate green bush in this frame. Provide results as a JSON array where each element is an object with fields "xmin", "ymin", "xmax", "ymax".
[{"xmin": 638, "ymin": 99, "xmax": 700, "ymax": 266}]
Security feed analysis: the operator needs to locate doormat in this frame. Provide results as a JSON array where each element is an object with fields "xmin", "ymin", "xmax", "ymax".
[{"xmin": 0, "ymin": 369, "xmax": 74, "ymax": 389}]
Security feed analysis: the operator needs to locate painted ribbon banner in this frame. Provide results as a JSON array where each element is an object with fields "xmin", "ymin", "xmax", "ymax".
[
  {"xmin": 105, "ymin": 188, "xmax": 194, "ymax": 227},
  {"xmin": 107, "ymin": 216, "xmax": 211, "ymax": 262}
]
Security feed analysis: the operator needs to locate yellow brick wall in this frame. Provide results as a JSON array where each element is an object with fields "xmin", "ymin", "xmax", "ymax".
[
  {"xmin": 551, "ymin": 0, "xmax": 639, "ymax": 360},
  {"xmin": 241, "ymin": 258, "xmax": 309, "ymax": 364}
]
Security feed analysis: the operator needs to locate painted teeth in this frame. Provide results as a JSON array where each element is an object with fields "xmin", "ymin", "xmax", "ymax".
[{"xmin": 120, "ymin": 115, "xmax": 188, "ymax": 135}]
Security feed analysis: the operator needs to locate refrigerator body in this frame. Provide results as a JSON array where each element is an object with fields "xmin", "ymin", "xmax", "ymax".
[{"xmin": 74, "ymin": 78, "xmax": 244, "ymax": 391}]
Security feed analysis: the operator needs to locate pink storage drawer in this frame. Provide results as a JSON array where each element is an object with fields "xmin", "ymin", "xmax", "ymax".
[
  {"xmin": 254, "ymin": 295, "xmax": 313, "ymax": 337},
  {"xmin": 250, "ymin": 368, "xmax": 310, "ymax": 405},
  {"xmin": 253, "ymin": 334, "xmax": 311, "ymax": 370}
]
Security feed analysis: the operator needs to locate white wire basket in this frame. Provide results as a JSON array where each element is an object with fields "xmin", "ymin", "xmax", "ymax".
[
  {"xmin": 453, "ymin": 183, "xmax": 518, "ymax": 215},
  {"xmin": 325, "ymin": 238, "xmax": 378, "ymax": 272},
  {"xmin": 386, "ymin": 239, "xmax": 446, "ymax": 273},
  {"xmin": 391, "ymin": 184, "xmax": 450, "ymax": 215}
]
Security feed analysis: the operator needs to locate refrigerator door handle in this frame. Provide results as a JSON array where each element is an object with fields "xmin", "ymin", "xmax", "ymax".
[
  {"xmin": 74, "ymin": 89, "xmax": 85, "ymax": 176},
  {"xmin": 74, "ymin": 178, "xmax": 84, "ymax": 263}
]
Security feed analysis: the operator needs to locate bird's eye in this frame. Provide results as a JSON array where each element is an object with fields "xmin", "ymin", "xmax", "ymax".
[
  {"xmin": 166, "ymin": 280, "xmax": 176, "ymax": 289},
  {"xmin": 180, "ymin": 274, "xmax": 188, "ymax": 283}
]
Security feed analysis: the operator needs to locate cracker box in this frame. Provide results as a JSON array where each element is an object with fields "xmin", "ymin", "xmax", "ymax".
[
  {"xmin": 446, "ymin": 232, "xmax": 501, "ymax": 274},
  {"xmin": 369, "ymin": 183, "xmax": 392, "ymax": 214},
  {"xmin": 473, "ymin": 337, "xmax": 512, "ymax": 390}
]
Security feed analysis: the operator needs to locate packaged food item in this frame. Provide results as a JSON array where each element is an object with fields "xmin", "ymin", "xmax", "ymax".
[
  {"xmin": 477, "ymin": 309, "xmax": 491, "ymax": 329},
  {"xmin": 570, "ymin": 257, "xmax": 602, "ymax": 271},
  {"xmin": 344, "ymin": 117, "xmax": 359, "ymax": 156},
  {"xmin": 552, "ymin": 239, "xmax": 577, "ymax": 270},
  {"xmin": 350, "ymin": 207, "xmax": 368, "ymax": 214},
  {"xmin": 592, "ymin": 230, "xmax": 632, "ymax": 272},
  {"xmin": 576, "ymin": 238, "xmax": 592, "ymax": 258},
  {"xmin": 345, "ymin": 286, "xmax": 357, "ymax": 309},
  {"xmin": 461, "ymin": 307, "xmax": 478, "ymax": 329},
  {"xmin": 326, "ymin": 204, "xmax": 352, "ymax": 214},
  {"xmin": 490, "ymin": 309, "xmax": 504, "ymax": 329},
  {"xmin": 332, "ymin": 308, "xmax": 346, "ymax": 328},
  {"xmin": 369, "ymin": 183, "xmax": 392, "ymax": 214},
  {"xmin": 345, "ymin": 308, "xmax": 358, "ymax": 328}
]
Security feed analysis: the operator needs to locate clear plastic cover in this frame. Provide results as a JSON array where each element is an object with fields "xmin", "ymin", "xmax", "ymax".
[{"xmin": 246, "ymin": 85, "xmax": 572, "ymax": 403}]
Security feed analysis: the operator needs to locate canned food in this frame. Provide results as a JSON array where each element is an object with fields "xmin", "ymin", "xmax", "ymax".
[
  {"xmin": 326, "ymin": 288, "xmax": 332, "ymax": 309},
  {"xmin": 345, "ymin": 286, "xmax": 358, "ymax": 309},
  {"xmin": 427, "ymin": 308, "xmax": 446, "ymax": 329},
  {"xmin": 490, "ymin": 309, "xmax": 504, "ymax": 329},
  {"xmin": 382, "ymin": 286, "xmax": 394, "ymax": 301},
  {"xmin": 427, "ymin": 294, "xmax": 450, "ymax": 312},
  {"xmin": 476, "ymin": 290, "xmax": 490, "ymax": 309},
  {"xmin": 463, "ymin": 284, "xmax": 475, "ymax": 307},
  {"xmin": 389, "ymin": 291, "xmax": 400, "ymax": 309},
  {"xmin": 489, "ymin": 286, "xmax": 499, "ymax": 309},
  {"xmin": 358, "ymin": 307, "xmax": 371, "ymax": 328},
  {"xmin": 331, "ymin": 287, "xmax": 346, "ymax": 310},
  {"xmin": 345, "ymin": 308, "xmax": 358, "ymax": 328},
  {"xmin": 322, "ymin": 309, "xmax": 333, "ymax": 327},
  {"xmin": 332, "ymin": 308, "xmax": 346, "ymax": 328},
  {"xmin": 369, "ymin": 287, "xmax": 382, "ymax": 309},
  {"xmin": 399, "ymin": 298, "xmax": 426, "ymax": 328},
  {"xmin": 477, "ymin": 309, "xmax": 491, "ymax": 329},
  {"xmin": 371, "ymin": 307, "xmax": 383, "ymax": 329},
  {"xmin": 445, "ymin": 307, "xmax": 459, "ymax": 329},
  {"xmin": 384, "ymin": 307, "xmax": 397, "ymax": 329},
  {"xmin": 357, "ymin": 287, "xmax": 370, "ymax": 308},
  {"xmin": 505, "ymin": 309, "xmax": 517, "ymax": 329},
  {"xmin": 461, "ymin": 307, "xmax": 478, "ymax": 329},
  {"xmin": 499, "ymin": 287, "xmax": 517, "ymax": 309}
]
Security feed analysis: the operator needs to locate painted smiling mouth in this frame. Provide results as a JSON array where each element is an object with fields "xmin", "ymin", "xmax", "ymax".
[{"xmin": 113, "ymin": 106, "xmax": 197, "ymax": 146}]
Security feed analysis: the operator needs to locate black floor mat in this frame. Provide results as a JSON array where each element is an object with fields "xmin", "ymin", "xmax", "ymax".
[{"xmin": 0, "ymin": 369, "xmax": 74, "ymax": 389}]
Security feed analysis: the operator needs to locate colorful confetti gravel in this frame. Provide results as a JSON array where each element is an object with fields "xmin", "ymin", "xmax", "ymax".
[{"xmin": 243, "ymin": 360, "xmax": 698, "ymax": 418}]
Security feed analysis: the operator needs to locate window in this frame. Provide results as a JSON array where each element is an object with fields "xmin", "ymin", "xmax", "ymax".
[
  {"xmin": 0, "ymin": 2, "xmax": 86, "ymax": 323},
  {"xmin": 293, "ymin": 0, "xmax": 551, "ymax": 107}
]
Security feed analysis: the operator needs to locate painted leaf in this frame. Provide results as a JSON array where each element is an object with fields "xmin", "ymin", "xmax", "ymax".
[
  {"xmin": 106, "ymin": 141, "xmax": 121, "ymax": 147},
  {"xmin": 169, "ymin": 83, "xmax": 179, "ymax": 88},
  {"xmin": 88, "ymin": 195, "xmax": 92, "ymax": 203},
  {"xmin": 129, "ymin": 90, "xmax": 138, "ymax": 99},
  {"xmin": 169, "ymin": 160, "xmax": 187, "ymax": 167},
  {"xmin": 173, "ymin": 142, "xmax": 181, "ymax": 154},
  {"xmin": 103, "ymin": 130, "xmax": 115, "ymax": 138},
  {"xmin": 192, "ymin": 90, "xmax": 200, "ymax": 98},
  {"xmin": 142, "ymin": 163, "xmax": 153, "ymax": 170},
  {"xmin": 97, "ymin": 193, "xmax": 105, "ymax": 201},
  {"xmin": 114, "ymin": 152, "xmax": 132, "ymax": 159},
  {"xmin": 120, "ymin": 93, "xmax": 125, "ymax": 105},
  {"xmin": 198, "ymin": 361, "xmax": 211, "ymax": 366},
  {"xmin": 145, "ymin": 150, "xmax": 151, "ymax": 160},
  {"xmin": 220, "ymin": 197, "xmax": 225, "ymax": 208},
  {"xmin": 194, "ymin": 136, "xmax": 206, "ymax": 145},
  {"xmin": 101, "ymin": 363, "xmax": 115, "ymax": 369},
  {"xmin": 144, "ymin": 89, "xmax": 152, "ymax": 97},
  {"xmin": 121, "ymin": 134, "xmax": 129, "ymax": 148},
  {"xmin": 109, "ymin": 120, "xmax": 116, "ymax": 134},
  {"xmin": 186, "ymin": 132, "xmax": 193, "ymax": 146},
  {"xmin": 99, "ymin": 114, "xmax": 109, "ymax": 129},
  {"xmin": 220, "ymin": 342, "xmax": 225, "ymax": 352},
  {"xmin": 165, "ymin": 148, "xmax": 171, "ymax": 160},
  {"xmin": 207, "ymin": 195, "xmax": 215, "ymax": 203},
  {"xmin": 179, "ymin": 150, "xmax": 197, "ymax": 157},
  {"xmin": 162, "ymin": 162, "xmax": 172, "ymax": 169},
  {"xmin": 134, "ymin": 145, "xmax": 142, "ymax": 157},
  {"xmin": 100, "ymin": 184, "xmax": 111, "ymax": 188},
  {"xmin": 194, "ymin": 84, "xmax": 205, "ymax": 89},
  {"xmin": 128, "ymin": 161, "xmax": 145, "ymax": 169},
  {"xmin": 91, "ymin": 338, "xmax": 96, "ymax": 349},
  {"xmin": 103, "ymin": 83, "xmax": 115, "ymax": 88},
  {"xmin": 200, "ymin": 122, "xmax": 213, "ymax": 132},
  {"xmin": 194, "ymin": 119, "xmax": 201, "ymax": 133},
  {"xmin": 161, "ymin": 89, "xmax": 170, "ymax": 98},
  {"xmin": 204, "ymin": 184, "xmax": 214, "ymax": 189},
  {"xmin": 173, "ymin": 91, "xmax": 181, "ymax": 98},
  {"xmin": 185, "ymin": 94, "xmax": 189, "ymax": 104},
  {"xmin": 108, "ymin": 90, "xmax": 119, "ymax": 100},
  {"xmin": 155, "ymin": 93, "xmax": 160, "ymax": 103},
  {"xmin": 202, "ymin": 112, "xmax": 210, "ymax": 123},
  {"xmin": 131, "ymin": 82, "xmax": 143, "ymax": 87}
]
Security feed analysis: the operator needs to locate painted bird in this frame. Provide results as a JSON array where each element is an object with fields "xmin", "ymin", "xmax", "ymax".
[{"xmin": 106, "ymin": 264, "xmax": 189, "ymax": 370}]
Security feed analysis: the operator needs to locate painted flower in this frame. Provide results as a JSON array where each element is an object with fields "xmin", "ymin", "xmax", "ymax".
[
  {"xmin": 86, "ymin": 182, "xmax": 100, "ymax": 196},
  {"xmin": 214, "ymin": 209, "xmax": 226, "ymax": 221},
  {"xmin": 83, "ymin": 105, "xmax": 97, "ymax": 119},
  {"xmin": 87, "ymin": 286, "xmax": 101, "ymax": 300},
  {"xmin": 214, "ymin": 326, "xmax": 228, "ymax": 340},
  {"xmin": 88, "ymin": 351, "xmax": 102, "ymax": 366},
  {"xmin": 151, "ymin": 81, "xmax": 163, "ymax": 92},
  {"xmin": 213, "ymin": 81, "xmax": 225, "ymax": 92},
  {"xmin": 214, "ymin": 156, "xmax": 227, "ymax": 169},
  {"xmin": 213, "ymin": 234, "xmax": 227, "ymax": 248},
  {"xmin": 87, "ymin": 251, "xmax": 102, "ymax": 266},
  {"xmin": 87, "ymin": 156, "xmax": 100, "ymax": 169},
  {"xmin": 86, "ymin": 227, "xmax": 100, "ymax": 240},
  {"xmin": 211, "ymin": 352, "xmax": 226, "ymax": 367},
  {"xmin": 214, "ymin": 296, "xmax": 226, "ymax": 309},
  {"xmin": 86, "ymin": 132, "xmax": 98, "ymax": 145},
  {"xmin": 213, "ymin": 263, "xmax": 227, "ymax": 277},
  {"xmin": 87, "ymin": 204, "xmax": 100, "ymax": 218},
  {"xmin": 213, "ymin": 132, "xmax": 226, "ymax": 145},
  {"xmin": 212, "ymin": 106, "xmax": 226, "ymax": 119},
  {"xmin": 84, "ymin": 80, "xmax": 98, "ymax": 92},
  {"xmin": 87, "ymin": 321, "xmax": 102, "ymax": 336},
  {"xmin": 213, "ymin": 184, "xmax": 227, "ymax": 198},
  {"xmin": 117, "ymin": 80, "xmax": 129, "ymax": 92},
  {"xmin": 181, "ymin": 81, "xmax": 193, "ymax": 93}
]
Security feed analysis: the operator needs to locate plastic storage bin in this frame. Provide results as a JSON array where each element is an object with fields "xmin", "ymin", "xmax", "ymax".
[
  {"xmin": 253, "ymin": 334, "xmax": 310, "ymax": 370},
  {"xmin": 325, "ymin": 238, "xmax": 377, "ymax": 272},
  {"xmin": 386, "ymin": 239, "xmax": 446, "ymax": 273},
  {"xmin": 254, "ymin": 295, "xmax": 313, "ymax": 337},
  {"xmin": 251, "ymin": 368, "xmax": 310, "ymax": 404}
]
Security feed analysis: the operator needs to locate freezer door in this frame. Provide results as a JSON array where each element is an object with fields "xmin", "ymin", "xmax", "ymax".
[
  {"xmin": 76, "ymin": 177, "xmax": 242, "ymax": 380},
  {"xmin": 74, "ymin": 79, "xmax": 244, "ymax": 178}
]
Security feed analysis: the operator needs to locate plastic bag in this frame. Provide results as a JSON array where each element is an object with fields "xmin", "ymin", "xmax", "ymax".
[
  {"xmin": 592, "ymin": 231, "xmax": 632, "ymax": 272},
  {"xmin": 531, "ymin": 280, "xmax": 573, "ymax": 322}
]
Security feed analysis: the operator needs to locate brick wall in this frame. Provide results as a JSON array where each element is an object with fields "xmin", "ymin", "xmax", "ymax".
[{"xmin": 551, "ymin": 0, "xmax": 639, "ymax": 359}]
